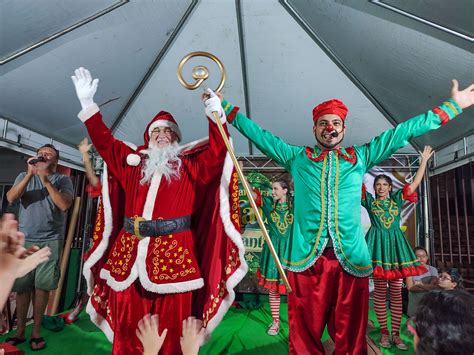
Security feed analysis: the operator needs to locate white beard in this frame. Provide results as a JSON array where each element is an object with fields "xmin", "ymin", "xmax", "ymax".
[{"xmin": 140, "ymin": 143, "xmax": 182, "ymax": 185}]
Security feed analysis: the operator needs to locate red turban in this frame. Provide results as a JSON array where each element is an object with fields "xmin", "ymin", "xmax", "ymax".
[{"xmin": 312, "ymin": 99, "xmax": 348, "ymax": 124}]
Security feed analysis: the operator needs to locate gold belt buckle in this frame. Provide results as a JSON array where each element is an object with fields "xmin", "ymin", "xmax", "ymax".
[{"xmin": 133, "ymin": 216, "xmax": 146, "ymax": 240}]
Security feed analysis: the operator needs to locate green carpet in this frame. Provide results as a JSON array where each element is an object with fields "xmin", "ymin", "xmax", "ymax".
[{"xmin": 1, "ymin": 301, "xmax": 414, "ymax": 354}]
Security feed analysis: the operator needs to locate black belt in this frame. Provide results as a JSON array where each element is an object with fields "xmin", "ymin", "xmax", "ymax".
[{"xmin": 123, "ymin": 215, "xmax": 192, "ymax": 239}]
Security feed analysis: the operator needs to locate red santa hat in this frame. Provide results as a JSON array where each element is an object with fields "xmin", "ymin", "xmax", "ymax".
[
  {"xmin": 126, "ymin": 111, "xmax": 182, "ymax": 167},
  {"xmin": 144, "ymin": 111, "xmax": 182, "ymax": 144},
  {"xmin": 312, "ymin": 99, "xmax": 348, "ymax": 124}
]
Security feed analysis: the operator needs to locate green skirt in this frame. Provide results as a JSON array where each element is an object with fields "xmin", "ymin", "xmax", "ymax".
[
  {"xmin": 256, "ymin": 233, "xmax": 288, "ymax": 294},
  {"xmin": 366, "ymin": 228, "xmax": 427, "ymax": 280}
]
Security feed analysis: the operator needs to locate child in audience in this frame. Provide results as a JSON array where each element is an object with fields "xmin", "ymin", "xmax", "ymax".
[
  {"xmin": 437, "ymin": 268, "xmax": 463, "ymax": 290},
  {"xmin": 409, "ymin": 290, "xmax": 474, "ymax": 354}
]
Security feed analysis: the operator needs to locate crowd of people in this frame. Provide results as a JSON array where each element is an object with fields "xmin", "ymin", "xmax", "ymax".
[{"xmin": 0, "ymin": 68, "xmax": 473, "ymax": 354}]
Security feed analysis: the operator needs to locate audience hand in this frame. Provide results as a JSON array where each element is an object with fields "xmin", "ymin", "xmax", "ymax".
[
  {"xmin": 136, "ymin": 314, "xmax": 168, "ymax": 355},
  {"xmin": 1, "ymin": 214, "xmax": 51, "ymax": 308},
  {"xmin": 15, "ymin": 247, "xmax": 51, "ymax": 278},
  {"xmin": 0, "ymin": 214, "xmax": 51, "ymax": 278},
  {"xmin": 180, "ymin": 317, "xmax": 206, "ymax": 355}
]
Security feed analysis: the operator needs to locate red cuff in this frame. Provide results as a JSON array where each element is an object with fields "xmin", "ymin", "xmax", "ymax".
[
  {"xmin": 361, "ymin": 184, "xmax": 367, "ymax": 201},
  {"xmin": 402, "ymin": 183, "xmax": 418, "ymax": 203},
  {"xmin": 227, "ymin": 106, "xmax": 240, "ymax": 123},
  {"xmin": 254, "ymin": 188, "xmax": 262, "ymax": 207},
  {"xmin": 86, "ymin": 181, "xmax": 102, "ymax": 198},
  {"xmin": 432, "ymin": 107, "xmax": 450, "ymax": 126},
  {"xmin": 83, "ymin": 110, "xmax": 103, "ymax": 128}
]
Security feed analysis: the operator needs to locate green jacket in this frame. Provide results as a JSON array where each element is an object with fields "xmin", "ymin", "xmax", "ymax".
[{"xmin": 222, "ymin": 99, "xmax": 461, "ymax": 276}]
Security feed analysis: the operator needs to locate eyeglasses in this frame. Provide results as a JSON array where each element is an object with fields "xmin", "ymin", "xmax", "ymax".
[{"xmin": 439, "ymin": 275, "xmax": 452, "ymax": 281}]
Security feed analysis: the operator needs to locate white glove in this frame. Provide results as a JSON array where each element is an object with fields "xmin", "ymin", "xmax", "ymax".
[
  {"xmin": 204, "ymin": 88, "xmax": 226, "ymax": 123},
  {"xmin": 71, "ymin": 67, "xmax": 99, "ymax": 110}
]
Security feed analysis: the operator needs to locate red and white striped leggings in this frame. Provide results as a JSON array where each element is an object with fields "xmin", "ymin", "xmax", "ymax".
[
  {"xmin": 269, "ymin": 289, "xmax": 280, "ymax": 321},
  {"xmin": 373, "ymin": 278, "xmax": 403, "ymax": 335}
]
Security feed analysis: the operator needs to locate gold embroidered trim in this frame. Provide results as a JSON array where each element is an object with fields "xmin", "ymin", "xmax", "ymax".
[
  {"xmin": 335, "ymin": 155, "xmax": 372, "ymax": 271},
  {"xmin": 283, "ymin": 156, "xmax": 327, "ymax": 266},
  {"xmin": 443, "ymin": 101, "xmax": 459, "ymax": 116}
]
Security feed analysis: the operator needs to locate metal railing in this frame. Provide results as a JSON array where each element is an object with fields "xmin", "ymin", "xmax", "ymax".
[{"xmin": 430, "ymin": 162, "xmax": 473, "ymax": 292}]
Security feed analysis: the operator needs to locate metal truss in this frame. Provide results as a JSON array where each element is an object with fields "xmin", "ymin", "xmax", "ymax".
[{"xmin": 237, "ymin": 153, "xmax": 421, "ymax": 171}]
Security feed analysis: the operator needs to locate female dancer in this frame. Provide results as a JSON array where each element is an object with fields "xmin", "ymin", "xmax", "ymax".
[
  {"xmin": 362, "ymin": 146, "xmax": 433, "ymax": 350},
  {"xmin": 59, "ymin": 137, "xmax": 101, "ymax": 324},
  {"xmin": 254, "ymin": 179, "xmax": 293, "ymax": 335}
]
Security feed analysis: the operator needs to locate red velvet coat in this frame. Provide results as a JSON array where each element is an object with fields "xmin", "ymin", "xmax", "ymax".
[{"xmin": 80, "ymin": 104, "xmax": 247, "ymax": 348}]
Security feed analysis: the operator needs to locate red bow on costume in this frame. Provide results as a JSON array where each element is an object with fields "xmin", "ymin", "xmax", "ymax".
[{"xmin": 305, "ymin": 146, "xmax": 357, "ymax": 164}]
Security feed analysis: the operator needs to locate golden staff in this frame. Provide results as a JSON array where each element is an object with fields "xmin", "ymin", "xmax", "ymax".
[{"xmin": 177, "ymin": 51, "xmax": 291, "ymax": 292}]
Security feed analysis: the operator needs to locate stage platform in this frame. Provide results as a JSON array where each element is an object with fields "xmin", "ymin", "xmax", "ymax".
[{"xmin": 1, "ymin": 301, "xmax": 414, "ymax": 354}]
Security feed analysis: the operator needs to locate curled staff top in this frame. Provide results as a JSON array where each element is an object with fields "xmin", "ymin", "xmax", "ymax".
[{"xmin": 177, "ymin": 51, "xmax": 226, "ymax": 92}]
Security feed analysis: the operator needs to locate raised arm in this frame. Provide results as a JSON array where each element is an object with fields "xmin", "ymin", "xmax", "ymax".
[
  {"xmin": 78, "ymin": 137, "xmax": 100, "ymax": 188},
  {"xmin": 406, "ymin": 146, "xmax": 434, "ymax": 195},
  {"xmin": 363, "ymin": 80, "xmax": 473, "ymax": 170},
  {"xmin": 203, "ymin": 90, "xmax": 301, "ymax": 170},
  {"xmin": 194, "ymin": 89, "xmax": 232, "ymax": 184},
  {"xmin": 72, "ymin": 68, "xmax": 133, "ymax": 184},
  {"xmin": 361, "ymin": 183, "xmax": 372, "ymax": 210}
]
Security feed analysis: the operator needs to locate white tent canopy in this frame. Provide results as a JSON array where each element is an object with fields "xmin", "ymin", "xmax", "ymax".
[{"xmin": 1, "ymin": 0, "xmax": 473, "ymax": 171}]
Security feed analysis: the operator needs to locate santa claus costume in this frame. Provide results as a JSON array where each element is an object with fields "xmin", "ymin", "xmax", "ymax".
[{"xmin": 79, "ymin": 105, "xmax": 248, "ymax": 354}]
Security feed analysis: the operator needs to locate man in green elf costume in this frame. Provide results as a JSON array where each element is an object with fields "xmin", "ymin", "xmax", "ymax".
[{"xmin": 202, "ymin": 80, "xmax": 474, "ymax": 354}]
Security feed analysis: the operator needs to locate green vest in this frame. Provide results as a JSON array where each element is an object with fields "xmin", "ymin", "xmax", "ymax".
[{"xmin": 222, "ymin": 99, "xmax": 461, "ymax": 277}]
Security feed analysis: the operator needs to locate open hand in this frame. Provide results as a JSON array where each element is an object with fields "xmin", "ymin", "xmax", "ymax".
[
  {"xmin": 71, "ymin": 67, "xmax": 99, "ymax": 110},
  {"xmin": 15, "ymin": 246, "xmax": 51, "ymax": 278},
  {"xmin": 136, "ymin": 314, "xmax": 168, "ymax": 355},
  {"xmin": 450, "ymin": 79, "xmax": 474, "ymax": 110},
  {"xmin": 180, "ymin": 317, "xmax": 205, "ymax": 355},
  {"xmin": 419, "ymin": 146, "xmax": 434, "ymax": 163},
  {"xmin": 0, "ymin": 214, "xmax": 51, "ymax": 279}
]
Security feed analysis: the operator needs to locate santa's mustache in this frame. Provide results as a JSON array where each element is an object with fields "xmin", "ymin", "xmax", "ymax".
[{"xmin": 140, "ymin": 143, "xmax": 182, "ymax": 185}]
